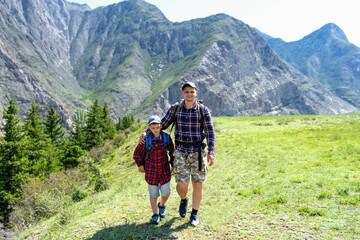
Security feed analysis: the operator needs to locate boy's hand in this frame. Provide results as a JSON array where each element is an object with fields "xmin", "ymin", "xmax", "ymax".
[{"xmin": 138, "ymin": 166, "xmax": 145, "ymax": 173}]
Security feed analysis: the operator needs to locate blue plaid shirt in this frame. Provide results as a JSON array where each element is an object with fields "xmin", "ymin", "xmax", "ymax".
[{"xmin": 161, "ymin": 101, "xmax": 215, "ymax": 156}]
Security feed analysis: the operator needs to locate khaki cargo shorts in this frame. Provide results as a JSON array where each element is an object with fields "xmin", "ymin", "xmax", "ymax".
[{"xmin": 173, "ymin": 150, "xmax": 208, "ymax": 183}]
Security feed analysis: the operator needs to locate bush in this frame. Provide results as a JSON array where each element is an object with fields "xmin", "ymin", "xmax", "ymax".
[
  {"xmin": 10, "ymin": 169, "xmax": 90, "ymax": 230},
  {"xmin": 94, "ymin": 177, "xmax": 109, "ymax": 192},
  {"xmin": 71, "ymin": 188, "xmax": 87, "ymax": 202},
  {"xmin": 88, "ymin": 142, "xmax": 113, "ymax": 163}
]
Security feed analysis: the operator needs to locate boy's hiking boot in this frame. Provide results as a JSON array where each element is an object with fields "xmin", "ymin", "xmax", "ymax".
[
  {"xmin": 151, "ymin": 214, "xmax": 160, "ymax": 224},
  {"xmin": 190, "ymin": 214, "xmax": 200, "ymax": 227},
  {"xmin": 179, "ymin": 197, "xmax": 188, "ymax": 218},
  {"xmin": 158, "ymin": 202, "xmax": 166, "ymax": 218}
]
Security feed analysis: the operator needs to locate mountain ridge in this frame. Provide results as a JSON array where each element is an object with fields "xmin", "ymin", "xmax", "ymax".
[
  {"xmin": 263, "ymin": 23, "xmax": 360, "ymax": 108},
  {"xmin": 0, "ymin": 0, "xmax": 358, "ymax": 127}
]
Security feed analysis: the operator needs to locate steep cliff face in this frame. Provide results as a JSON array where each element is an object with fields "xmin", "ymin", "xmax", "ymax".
[
  {"xmin": 0, "ymin": 0, "xmax": 357, "ymax": 125},
  {"xmin": 0, "ymin": 0, "xmax": 88, "ymax": 123},
  {"xmin": 264, "ymin": 23, "xmax": 360, "ymax": 108},
  {"xmin": 153, "ymin": 16, "xmax": 356, "ymax": 117}
]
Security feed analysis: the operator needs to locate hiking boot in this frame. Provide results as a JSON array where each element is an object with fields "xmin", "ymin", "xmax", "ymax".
[
  {"xmin": 158, "ymin": 202, "xmax": 166, "ymax": 218},
  {"xmin": 179, "ymin": 197, "xmax": 188, "ymax": 218},
  {"xmin": 190, "ymin": 214, "xmax": 200, "ymax": 227},
  {"xmin": 150, "ymin": 214, "xmax": 160, "ymax": 224}
]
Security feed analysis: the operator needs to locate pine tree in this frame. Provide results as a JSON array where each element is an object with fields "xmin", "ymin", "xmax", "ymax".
[
  {"xmin": 100, "ymin": 103, "xmax": 116, "ymax": 140},
  {"xmin": 84, "ymin": 99, "xmax": 104, "ymax": 149},
  {"xmin": 70, "ymin": 110, "xmax": 86, "ymax": 148},
  {"xmin": 0, "ymin": 99, "xmax": 26, "ymax": 226},
  {"xmin": 23, "ymin": 101, "xmax": 57, "ymax": 176},
  {"xmin": 23, "ymin": 101, "xmax": 45, "ymax": 140},
  {"xmin": 44, "ymin": 107, "xmax": 65, "ymax": 145}
]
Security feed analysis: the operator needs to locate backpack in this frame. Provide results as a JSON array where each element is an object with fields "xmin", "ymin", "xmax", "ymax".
[
  {"xmin": 142, "ymin": 131, "xmax": 170, "ymax": 165},
  {"xmin": 145, "ymin": 131, "xmax": 170, "ymax": 151},
  {"xmin": 169, "ymin": 99, "xmax": 205, "ymax": 133}
]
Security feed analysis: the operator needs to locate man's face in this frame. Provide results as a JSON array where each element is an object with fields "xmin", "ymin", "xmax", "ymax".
[{"xmin": 182, "ymin": 86, "xmax": 197, "ymax": 101}]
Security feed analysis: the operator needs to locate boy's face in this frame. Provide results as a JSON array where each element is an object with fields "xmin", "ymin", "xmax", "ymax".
[{"xmin": 149, "ymin": 123, "xmax": 161, "ymax": 136}]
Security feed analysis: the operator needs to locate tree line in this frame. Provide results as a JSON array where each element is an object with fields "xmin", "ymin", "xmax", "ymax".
[{"xmin": 0, "ymin": 99, "xmax": 134, "ymax": 227}]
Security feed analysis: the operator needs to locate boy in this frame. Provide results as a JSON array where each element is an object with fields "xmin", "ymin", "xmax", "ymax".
[{"xmin": 133, "ymin": 115, "xmax": 174, "ymax": 224}]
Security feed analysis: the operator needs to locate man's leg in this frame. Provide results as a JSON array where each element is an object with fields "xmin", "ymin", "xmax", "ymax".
[
  {"xmin": 173, "ymin": 150, "xmax": 191, "ymax": 217},
  {"xmin": 176, "ymin": 182, "xmax": 189, "ymax": 199},
  {"xmin": 177, "ymin": 182, "xmax": 189, "ymax": 217},
  {"xmin": 191, "ymin": 181, "xmax": 203, "ymax": 210}
]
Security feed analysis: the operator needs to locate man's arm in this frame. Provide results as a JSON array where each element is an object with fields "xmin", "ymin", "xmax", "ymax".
[
  {"xmin": 203, "ymin": 106, "xmax": 216, "ymax": 157},
  {"xmin": 161, "ymin": 105, "xmax": 175, "ymax": 130}
]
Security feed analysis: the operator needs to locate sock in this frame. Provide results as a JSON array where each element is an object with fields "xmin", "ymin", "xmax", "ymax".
[
  {"xmin": 181, "ymin": 198, "xmax": 187, "ymax": 203},
  {"xmin": 191, "ymin": 208, "xmax": 198, "ymax": 216}
]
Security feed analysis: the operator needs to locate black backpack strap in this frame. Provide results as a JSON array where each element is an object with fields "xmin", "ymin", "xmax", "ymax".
[
  {"xmin": 160, "ymin": 131, "xmax": 169, "ymax": 148},
  {"xmin": 169, "ymin": 99, "xmax": 183, "ymax": 134},
  {"xmin": 197, "ymin": 100, "xmax": 205, "ymax": 131}
]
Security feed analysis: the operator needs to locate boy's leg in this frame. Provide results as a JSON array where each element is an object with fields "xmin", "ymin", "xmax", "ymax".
[
  {"xmin": 158, "ymin": 181, "xmax": 170, "ymax": 218},
  {"xmin": 159, "ymin": 181, "xmax": 171, "ymax": 206},
  {"xmin": 148, "ymin": 184, "xmax": 160, "ymax": 214},
  {"xmin": 159, "ymin": 195, "xmax": 169, "ymax": 206},
  {"xmin": 150, "ymin": 198, "xmax": 158, "ymax": 214},
  {"xmin": 148, "ymin": 184, "xmax": 161, "ymax": 224}
]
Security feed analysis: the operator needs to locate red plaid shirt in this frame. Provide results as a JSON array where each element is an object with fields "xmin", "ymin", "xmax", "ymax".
[{"xmin": 133, "ymin": 134, "xmax": 174, "ymax": 185}]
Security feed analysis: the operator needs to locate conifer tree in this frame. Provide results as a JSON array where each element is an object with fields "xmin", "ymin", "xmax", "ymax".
[
  {"xmin": 84, "ymin": 99, "xmax": 104, "ymax": 149},
  {"xmin": 44, "ymin": 107, "xmax": 65, "ymax": 145},
  {"xmin": 100, "ymin": 103, "xmax": 116, "ymax": 140},
  {"xmin": 70, "ymin": 110, "xmax": 86, "ymax": 148},
  {"xmin": 0, "ymin": 99, "xmax": 25, "ymax": 226},
  {"xmin": 23, "ymin": 101, "xmax": 57, "ymax": 176},
  {"xmin": 23, "ymin": 101, "xmax": 45, "ymax": 140}
]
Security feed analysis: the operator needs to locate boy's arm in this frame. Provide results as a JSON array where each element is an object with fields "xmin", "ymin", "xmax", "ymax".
[{"xmin": 133, "ymin": 142, "xmax": 146, "ymax": 167}]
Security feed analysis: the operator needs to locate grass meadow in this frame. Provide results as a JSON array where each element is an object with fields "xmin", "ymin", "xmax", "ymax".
[{"xmin": 16, "ymin": 114, "xmax": 360, "ymax": 239}]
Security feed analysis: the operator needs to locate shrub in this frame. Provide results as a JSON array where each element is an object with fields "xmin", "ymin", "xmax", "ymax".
[
  {"xmin": 71, "ymin": 188, "xmax": 87, "ymax": 202},
  {"xmin": 94, "ymin": 177, "xmax": 109, "ymax": 192},
  {"xmin": 10, "ymin": 169, "xmax": 90, "ymax": 230}
]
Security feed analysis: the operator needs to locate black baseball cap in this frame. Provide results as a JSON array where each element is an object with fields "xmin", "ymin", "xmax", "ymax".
[{"xmin": 182, "ymin": 82, "xmax": 197, "ymax": 90}]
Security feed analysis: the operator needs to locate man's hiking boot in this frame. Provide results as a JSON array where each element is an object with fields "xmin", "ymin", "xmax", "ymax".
[
  {"xmin": 179, "ymin": 197, "xmax": 188, "ymax": 218},
  {"xmin": 158, "ymin": 202, "xmax": 166, "ymax": 218},
  {"xmin": 150, "ymin": 214, "xmax": 160, "ymax": 224},
  {"xmin": 190, "ymin": 214, "xmax": 200, "ymax": 227}
]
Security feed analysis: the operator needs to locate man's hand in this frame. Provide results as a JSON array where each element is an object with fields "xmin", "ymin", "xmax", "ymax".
[
  {"xmin": 138, "ymin": 165, "xmax": 145, "ymax": 173},
  {"xmin": 138, "ymin": 132, "xmax": 146, "ymax": 145},
  {"xmin": 208, "ymin": 154, "xmax": 215, "ymax": 166}
]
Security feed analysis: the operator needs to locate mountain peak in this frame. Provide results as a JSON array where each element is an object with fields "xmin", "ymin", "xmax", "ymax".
[
  {"xmin": 305, "ymin": 23, "xmax": 348, "ymax": 43},
  {"xmin": 320, "ymin": 23, "xmax": 348, "ymax": 41}
]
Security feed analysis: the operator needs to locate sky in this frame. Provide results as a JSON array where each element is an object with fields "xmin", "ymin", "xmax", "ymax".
[{"xmin": 69, "ymin": 0, "xmax": 359, "ymax": 47}]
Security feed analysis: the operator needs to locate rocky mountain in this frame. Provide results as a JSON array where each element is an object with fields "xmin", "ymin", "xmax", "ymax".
[
  {"xmin": 0, "ymin": 0, "xmax": 90, "ymax": 127},
  {"xmin": 0, "ymin": 0, "xmax": 357, "ymax": 127},
  {"xmin": 263, "ymin": 23, "xmax": 360, "ymax": 108}
]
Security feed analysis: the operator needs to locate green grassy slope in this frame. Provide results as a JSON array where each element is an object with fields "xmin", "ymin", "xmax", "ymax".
[{"xmin": 16, "ymin": 115, "xmax": 360, "ymax": 239}]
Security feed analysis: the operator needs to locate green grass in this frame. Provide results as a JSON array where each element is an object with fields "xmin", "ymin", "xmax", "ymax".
[{"xmin": 16, "ymin": 114, "xmax": 360, "ymax": 239}]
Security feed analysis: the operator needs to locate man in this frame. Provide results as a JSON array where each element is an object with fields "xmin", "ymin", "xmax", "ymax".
[{"xmin": 159, "ymin": 81, "xmax": 215, "ymax": 226}]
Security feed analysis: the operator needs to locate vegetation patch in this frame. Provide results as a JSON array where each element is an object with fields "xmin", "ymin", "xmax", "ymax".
[{"xmin": 3, "ymin": 114, "xmax": 360, "ymax": 239}]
